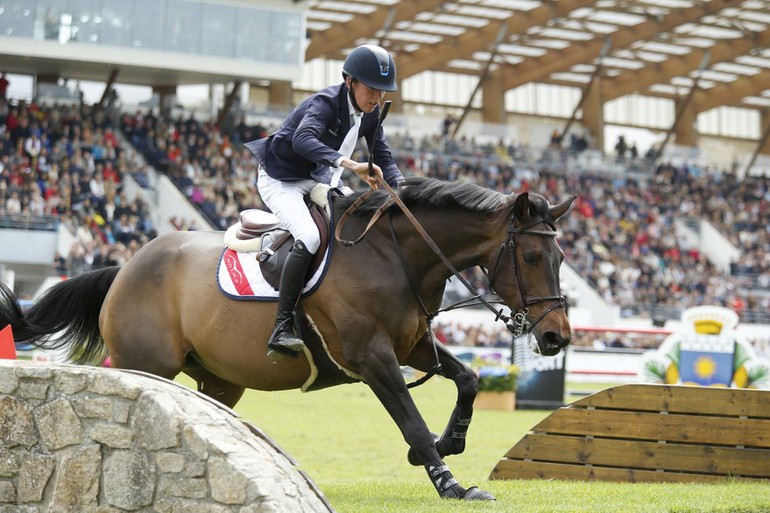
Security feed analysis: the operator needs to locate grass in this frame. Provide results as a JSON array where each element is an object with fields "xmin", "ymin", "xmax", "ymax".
[
  {"xmin": 322, "ymin": 481, "xmax": 770, "ymax": 513},
  {"xmin": 176, "ymin": 376, "xmax": 770, "ymax": 513}
]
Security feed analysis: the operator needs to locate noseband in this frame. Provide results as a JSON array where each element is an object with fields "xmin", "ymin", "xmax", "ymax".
[{"xmin": 487, "ymin": 215, "xmax": 566, "ymax": 337}]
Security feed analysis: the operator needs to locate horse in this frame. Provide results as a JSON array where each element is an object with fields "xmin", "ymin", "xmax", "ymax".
[{"xmin": 0, "ymin": 176, "xmax": 575, "ymax": 501}]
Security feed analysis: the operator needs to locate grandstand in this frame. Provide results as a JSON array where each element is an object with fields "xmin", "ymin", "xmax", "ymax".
[{"xmin": 0, "ymin": 0, "xmax": 768, "ymax": 356}]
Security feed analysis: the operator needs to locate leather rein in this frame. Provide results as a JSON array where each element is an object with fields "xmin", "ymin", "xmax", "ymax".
[
  {"xmin": 332, "ymin": 100, "xmax": 565, "ymax": 385},
  {"xmin": 335, "ymin": 178, "xmax": 565, "ymax": 386},
  {"xmin": 380, "ymin": 197, "xmax": 565, "ymax": 339}
]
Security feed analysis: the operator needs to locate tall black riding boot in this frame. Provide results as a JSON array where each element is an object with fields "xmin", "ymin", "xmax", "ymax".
[{"xmin": 268, "ymin": 240, "xmax": 314, "ymax": 357}]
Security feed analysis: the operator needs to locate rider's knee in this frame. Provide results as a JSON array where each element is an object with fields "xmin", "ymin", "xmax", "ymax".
[{"xmin": 295, "ymin": 232, "xmax": 320, "ymax": 254}]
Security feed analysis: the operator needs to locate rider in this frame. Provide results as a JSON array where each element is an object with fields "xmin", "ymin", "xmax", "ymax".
[{"xmin": 245, "ymin": 44, "xmax": 405, "ymax": 356}]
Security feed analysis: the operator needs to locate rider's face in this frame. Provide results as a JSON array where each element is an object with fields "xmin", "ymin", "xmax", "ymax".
[{"xmin": 348, "ymin": 79, "xmax": 385, "ymax": 113}]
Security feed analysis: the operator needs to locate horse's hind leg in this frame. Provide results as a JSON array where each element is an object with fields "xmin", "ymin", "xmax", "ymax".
[
  {"xmin": 183, "ymin": 357, "xmax": 245, "ymax": 409},
  {"xmin": 105, "ymin": 330, "xmax": 188, "ymax": 382},
  {"xmin": 404, "ymin": 333, "xmax": 477, "ymax": 460}
]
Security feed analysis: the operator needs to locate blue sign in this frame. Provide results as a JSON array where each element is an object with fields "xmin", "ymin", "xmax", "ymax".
[{"xmin": 679, "ymin": 335, "xmax": 735, "ymax": 386}]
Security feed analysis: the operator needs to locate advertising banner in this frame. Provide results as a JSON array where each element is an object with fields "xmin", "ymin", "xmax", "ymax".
[{"xmin": 512, "ymin": 336, "xmax": 567, "ymax": 409}]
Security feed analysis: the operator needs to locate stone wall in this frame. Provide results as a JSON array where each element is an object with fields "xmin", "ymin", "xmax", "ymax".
[{"xmin": 0, "ymin": 360, "xmax": 333, "ymax": 512}]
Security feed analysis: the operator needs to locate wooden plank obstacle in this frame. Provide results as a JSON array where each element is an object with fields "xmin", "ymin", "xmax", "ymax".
[{"xmin": 490, "ymin": 384, "xmax": 770, "ymax": 483}]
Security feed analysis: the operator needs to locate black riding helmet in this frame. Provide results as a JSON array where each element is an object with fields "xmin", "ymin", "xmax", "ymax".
[{"xmin": 342, "ymin": 45, "xmax": 398, "ymax": 92}]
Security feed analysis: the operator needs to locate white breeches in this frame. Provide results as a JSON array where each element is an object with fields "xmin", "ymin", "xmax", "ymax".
[{"xmin": 257, "ymin": 168, "xmax": 321, "ymax": 254}]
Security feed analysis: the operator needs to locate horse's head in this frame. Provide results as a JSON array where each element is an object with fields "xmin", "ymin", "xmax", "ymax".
[{"xmin": 488, "ymin": 191, "xmax": 576, "ymax": 357}]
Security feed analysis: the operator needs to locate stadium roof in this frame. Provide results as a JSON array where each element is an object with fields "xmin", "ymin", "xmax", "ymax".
[{"xmin": 304, "ymin": 0, "xmax": 770, "ymax": 112}]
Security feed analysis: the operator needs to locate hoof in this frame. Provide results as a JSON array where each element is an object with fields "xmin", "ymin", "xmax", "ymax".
[
  {"xmin": 407, "ymin": 432, "xmax": 440, "ymax": 465},
  {"xmin": 463, "ymin": 486, "xmax": 496, "ymax": 501}
]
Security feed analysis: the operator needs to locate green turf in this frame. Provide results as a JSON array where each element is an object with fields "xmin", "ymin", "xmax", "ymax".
[
  {"xmin": 322, "ymin": 480, "xmax": 770, "ymax": 513},
  {"xmin": 176, "ymin": 376, "xmax": 770, "ymax": 513}
]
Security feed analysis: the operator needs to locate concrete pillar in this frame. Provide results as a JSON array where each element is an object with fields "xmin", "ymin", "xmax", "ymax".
[
  {"xmin": 34, "ymin": 73, "xmax": 60, "ymax": 102},
  {"xmin": 247, "ymin": 83, "xmax": 269, "ymax": 109},
  {"xmin": 152, "ymin": 85, "xmax": 177, "ymax": 116},
  {"xmin": 36, "ymin": 73, "xmax": 60, "ymax": 86}
]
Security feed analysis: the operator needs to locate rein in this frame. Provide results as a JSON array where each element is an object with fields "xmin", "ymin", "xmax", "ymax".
[
  {"xmin": 337, "ymin": 180, "xmax": 564, "ymax": 336},
  {"xmin": 334, "ymin": 102, "xmax": 513, "ymax": 325},
  {"xmin": 334, "ymin": 100, "xmax": 396, "ymax": 248},
  {"xmin": 337, "ymin": 178, "xmax": 565, "ymax": 386},
  {"xmin": 332, "ymin": 101, "xmax": 564, "ymax": 386}
]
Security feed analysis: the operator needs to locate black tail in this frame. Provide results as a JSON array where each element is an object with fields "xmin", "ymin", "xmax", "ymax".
[{"xmin": 0, "ymin": 267, "xmax": 121, "ymax": 364}]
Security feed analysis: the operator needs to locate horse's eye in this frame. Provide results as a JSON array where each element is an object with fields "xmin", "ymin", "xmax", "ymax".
[{"xmin": 523, "ymin": 252, "xmax": 539, "ymax": 264}]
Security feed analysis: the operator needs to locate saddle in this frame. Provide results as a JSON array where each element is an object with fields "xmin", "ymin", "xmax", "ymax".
[{"xmin": 235, "ymin": 202, "xmax": 330, "ymax": 291}]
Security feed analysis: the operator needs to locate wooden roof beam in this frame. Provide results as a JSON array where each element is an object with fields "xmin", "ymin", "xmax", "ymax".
[
  {"xmin": 603, "ymin": 28, "xmax": 770, "ymax": 100},
  {"xmin": 499, "ymin": 0, "xmax": 740, "ymax": 91},
  {"xmin": 694, "ymin": 68, "xmax": 770, "ymax": 112},
  {"xmin": 397, "ymin": 0, "xmax": 596, "ymax": 80},
  {"xmin": 305, "ymin": 0, "xmax": 446, "ymax": 61}
]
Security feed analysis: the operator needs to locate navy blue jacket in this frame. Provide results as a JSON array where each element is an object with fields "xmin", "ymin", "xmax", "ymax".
[{"xmin": 244, "ymin": 84, "xmax": 403, "ymax": 187}]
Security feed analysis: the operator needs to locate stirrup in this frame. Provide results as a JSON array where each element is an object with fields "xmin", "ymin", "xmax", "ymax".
[{"xmin": 267, "ymin": 322, "xmax": 304, "ymax": 358}]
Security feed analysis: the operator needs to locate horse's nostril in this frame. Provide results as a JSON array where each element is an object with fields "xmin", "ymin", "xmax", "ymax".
[
  {"xmin": 543, "ymin": 332, "xmax": 559, "ymax": 347},
  {"xmin": 540, "ymin": 332, "xmax": 571, "ymax": 355},
  {"xmin": 546, "ymin": 331, "xmax": 571, "ymax": 348}
]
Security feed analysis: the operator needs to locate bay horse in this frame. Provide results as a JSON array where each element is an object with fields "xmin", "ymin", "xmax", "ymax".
[{"xmin": 0, "ymin": 177, "xmax": 575, "ymax": 501}]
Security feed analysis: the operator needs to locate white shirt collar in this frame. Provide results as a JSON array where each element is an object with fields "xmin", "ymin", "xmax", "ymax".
[{"xmin": 347, "ymin": 92, "xmax": 363, "ymax": 119}]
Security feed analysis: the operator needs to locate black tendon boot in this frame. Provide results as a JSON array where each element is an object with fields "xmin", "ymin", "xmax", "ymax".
[
  {"xmin": 268, "ymin": 240, "xmax": 314, "ymax": 357},
  {"xmin": 425, "ymin": 463, "xmax": 496, "ymax": 501},
  {"xmin": 426, "ymin": 463, "xmax": 465, "ymax": 499}
]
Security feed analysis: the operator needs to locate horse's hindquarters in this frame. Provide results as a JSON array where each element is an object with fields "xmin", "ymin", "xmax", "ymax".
[{"xmin": 100, "ymin": 231, "xmax": 317, "ymax": 391}]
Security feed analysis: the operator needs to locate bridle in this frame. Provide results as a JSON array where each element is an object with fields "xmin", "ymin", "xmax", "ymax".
[
  {"xmin": 384, "ymin": 205, "xmax": 566, "ymax": 340},
  {"xmin": 485, "ymin": 214, "xmax": 567, "ymax": 338}
]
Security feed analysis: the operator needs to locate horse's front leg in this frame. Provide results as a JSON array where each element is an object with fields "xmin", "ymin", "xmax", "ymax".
[
  {"xmin": 405, "ymin": 332, "xmax": 477, "ymax": 461},
  {"xmin": 357, "ymin": 338, "xmax": 494, "ymax": 501}
]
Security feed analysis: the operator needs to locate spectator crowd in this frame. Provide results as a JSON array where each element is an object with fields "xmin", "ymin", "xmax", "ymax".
[
  {"xmin": 1, "ymin": 95, "xmax": 768, "ymax": 355},
  {"xmin": 0, "ymin": 98, "xmax": 157, "ymax": 281}
]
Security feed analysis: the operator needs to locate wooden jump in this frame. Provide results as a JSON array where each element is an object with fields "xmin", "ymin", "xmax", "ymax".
[{"xmin": 490, "ymin": 384, "xmax": 770, "ymax": 483}]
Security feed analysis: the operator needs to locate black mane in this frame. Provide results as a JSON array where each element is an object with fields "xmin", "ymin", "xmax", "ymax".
[{"xmin": 333, "ymin": 177, "xmax": 508, "ymax": 218}]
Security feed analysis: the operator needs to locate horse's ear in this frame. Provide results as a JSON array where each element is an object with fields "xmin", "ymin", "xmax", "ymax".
[
  {"xmin": 549, "ymin": 195, "xmax": 577, "ymax": 221},
  {"xmin": 514, "ymin": 192, "xmax": 530, "ymax": 220}
]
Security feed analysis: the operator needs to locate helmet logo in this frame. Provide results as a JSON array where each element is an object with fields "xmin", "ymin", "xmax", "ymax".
[{"xmin": 366, "ymin": 44, "xmax": 392, "ymax": 77}]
